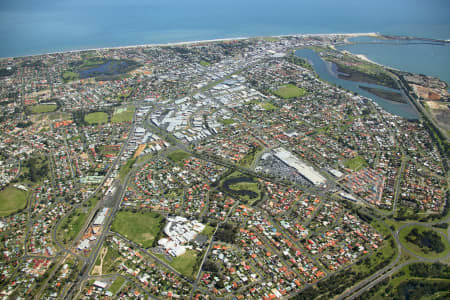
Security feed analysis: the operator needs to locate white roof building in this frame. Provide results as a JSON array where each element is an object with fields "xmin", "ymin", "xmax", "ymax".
[{"xmin": 273, "ymin": 148, "xmax": 326, "ymax": 186}]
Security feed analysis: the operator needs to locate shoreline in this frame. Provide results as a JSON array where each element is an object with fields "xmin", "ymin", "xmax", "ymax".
[{"xmin": 0, "ymin": 32, "xmax": 379, "ymax": 59}]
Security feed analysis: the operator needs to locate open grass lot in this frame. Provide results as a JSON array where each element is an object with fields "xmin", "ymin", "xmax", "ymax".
[
  {"xmin": 108, "ymin": 276, "xmax": 126, "ymax": 294},
  {"xmin": 260, "ymin": 102, "xmax": 277, "ymax": 110},
  {"xmin": 344, "ymin": 155, "xmax": 368, "ymax": 171},
  {"xmin": 0, "ymin": 186, "xmax": 28, "ymax": 216},
  {"xmin": 239, "ymin": 145, "xmax": 263, "ymax": 168},
  {"xmin": 58, "ymin": 208, "xmax": 87, "ymax": 245},
  {"xmin": 199, "ymin": 60, "xmax": 211, "ymax": 67},
  {"xmin": 49, "ymin": 112, "xmax": 72, "ymax": 121},
  {"xmin": 111, "ymin": 210, "xmax": 164, "ymax": 248},
  {"xmin": 169, "ymin": 249, "xmax": 199, "ymax": 278},
  {"xmin": 273, "ymin": 84, "xmax": 306, "ymax": 99},
  {"xmin": 84, "ymin": 112, "xmax": 108, "ymax": 124},
  {"xmin": 167, "ymin": 150, "xmax": 191, "ymax": 164},
  {"xmin": 219, "ymin": 118, "xmax": 235, "ymax": 126},
  {"xmin": 101, "ymin": 246, "xmax": 122, "ymax": 274},
  {"xmin": 111, "ymin": 105, "xmax": 135, "ymax": 123},
  {"xmin": 201, "ymin": 225, "xmax": 215, "ymax": 237},
  {"xmin": 119, "ymin": 158, "xmax": 135, "ymax": 182},
  {"xmin": 62, "ymin": 71, "xmax": 80, "ymax": 82},
  {"xmin": 31, "ymin": 104, "xmax": 58, "ymax": 114},
  {"xmin": 399, "ymin": 225, "xmax": 449, "ymax": 259}
]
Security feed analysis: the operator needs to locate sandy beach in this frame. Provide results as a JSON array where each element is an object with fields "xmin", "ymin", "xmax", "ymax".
[{"xmin": 4, "ymin": 32, "xmax": 379, "ymax": 59}]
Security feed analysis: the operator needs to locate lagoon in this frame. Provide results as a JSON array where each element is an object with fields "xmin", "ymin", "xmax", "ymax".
[
  {"xmin": 338, "ymin": 37, "xmax": 450, "ymax": 87},
  {"xmin": 295, "ymin": 49, "xmax": 419, "ymax": 119}
]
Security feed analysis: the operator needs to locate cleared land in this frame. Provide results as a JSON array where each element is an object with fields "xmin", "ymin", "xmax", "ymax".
[
  {"xmin": 273, "ymin": 84, "xmax": 306, "ymax": 99},
  {"xmin": 31, "ymin": 104, "xmax": 58, "ymax": 113},
  {"xmin": 84, "ymin": 112, "xmax": 108, "ymax": 124},
  {"xmin": 0, "ymin": 186, "xmax": 28, "ymax": 216},
  {"xmin": 111, "ymin": 210, "xmax": 164, "ymax": 248},
  {"xmin": 111, "ymin": 105, "xmax": 135, "ymax": 123}
]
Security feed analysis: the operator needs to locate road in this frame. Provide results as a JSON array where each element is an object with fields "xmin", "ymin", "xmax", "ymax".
[{"xmin": 337, "ymin": 212, "xmax": 450, "ymax": 299}]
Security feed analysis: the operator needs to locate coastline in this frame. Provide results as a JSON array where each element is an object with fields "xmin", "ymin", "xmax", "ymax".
[{"xmin": 0, "ymin": 32, "xmax": 378, "ymax": 59}]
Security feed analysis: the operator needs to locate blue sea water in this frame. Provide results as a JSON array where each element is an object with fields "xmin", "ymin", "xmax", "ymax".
[{"xmin": 1, "ymin": 0, "xmax": 449, "ymax": 58}]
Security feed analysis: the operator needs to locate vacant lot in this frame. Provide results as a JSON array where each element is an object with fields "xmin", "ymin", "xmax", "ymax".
[
  {"xmin": 0, "ymin": 186, "xmax": 28, "ymax": 216},
  {"xmin": 273, "ymin": 84, "xmax": 306, "ymax": 99},
  {"xmin": 111, "ymin": 210, "xmax": 164, "ymax": 248}
]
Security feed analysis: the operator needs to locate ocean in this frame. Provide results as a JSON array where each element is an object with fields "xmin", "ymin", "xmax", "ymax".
[{"xmin": 1, "ymin": 0, "xmax": 449, "ymax": 58}]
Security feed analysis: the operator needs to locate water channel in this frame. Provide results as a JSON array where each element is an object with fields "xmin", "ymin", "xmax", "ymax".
[{"xmin": 295, "ymin": 48, "xmax": 419, "ymax": 120}]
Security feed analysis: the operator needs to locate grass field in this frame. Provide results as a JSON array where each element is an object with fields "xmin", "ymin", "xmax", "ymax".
[
  {"xmin": 0, "ymin": 186, "xmax": 28, "ymax": 216},
  {"xmin": 260, "ymin": 102, "xmax": 277, "ymax": 110},
  {"xmin": 200, "ymin": 60, "xmax": 211, "ymax": 67},
  {"xmin": 62, "ymin": 71, "xmax": 80, "ymax": 82},
  {"xmin": 399, "ymin": 225, "xmax": 449, "ymax": 259},
  {"xmin": 119, "ymin": 158, "xmax": 135, "ymax": 182},
  {"xmin": 239, "ymin": 145, "xmax": 263, "ymax": 168},
  {"xmin": 169, "ymin": 250, "xmax": 199, "ymax": 278},
  {"xmin": 111, "ymin": 210, "xmax": 164, "ymax": 248},
  {"xmin": 220, "ymin": 118, "xmax": 235, "ymax": 126},
  {"xmin": 111, "ymin": 105, "xmax": 135, "ymax": 123},
  {"xmin": 167, "ymin": 150, "xmax": 191, "ymax": 164},
  {"xmin": 344, "ymin": 155, "xmax": 368, "ymax": 171},
  {"xmin": 31, "ymin": 104, "xmax": 58, "ymax": 114},
  {"xmin": 84, "ymin": 112, "xmax": 108, "ymax": 124},
  {"xmin": 101, "ymin": 246, "xmax": 121, "ymax": 274},
  {"xmin": 108, "ymin": 276, "xmax": 126, "ymax": 294},
  {"xmin": 229, "ymin": 181, "xmax": 260, "ymax": 194},
  {"xmin": 49, "ymin": 112, "xmax": 72, "ymax": 121},
  {"xmin": 273, "ymin": 84, "xmax": 306, "ymax": 99},
  {"xmin": 201, "ymin": 225, "xmax": 215, "ymax": 237},
  {"xmin": 58, "ymin": 208, "xmax": 88, "ymax": 245}
]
